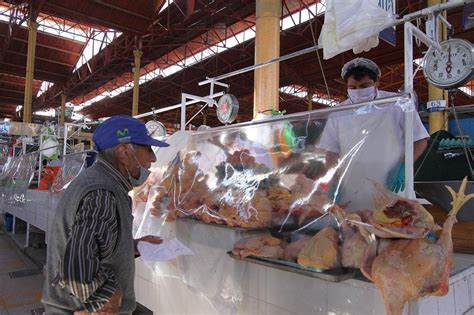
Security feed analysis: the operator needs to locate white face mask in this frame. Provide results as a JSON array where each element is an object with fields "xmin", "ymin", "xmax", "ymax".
[
  {"xmin": 347, "ymin": 86, "xmax": 377, "ymax": 103},
  {"xmin": 126, "ymin": 149, "xmax": 151, "ymax": 187}
]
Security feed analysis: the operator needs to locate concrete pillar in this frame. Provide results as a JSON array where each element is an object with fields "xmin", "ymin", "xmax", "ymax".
[
  {"xmin": 132, "ymin": 49, "xmax": 143, "ymax": 116},
  {"xmin": 427, "ymin": 0, "xmax": 448, "ymax": 135},
  {"xmin": 23, "ymin": 20, "xmax": 38, "ymax": 123},
  {"xmin": 253, "ymin": 0, "xmax": 281, "ymax": 118},
  {"xmin": 59, "ymin": 92, "xmax": 66, "ymax": 126}
]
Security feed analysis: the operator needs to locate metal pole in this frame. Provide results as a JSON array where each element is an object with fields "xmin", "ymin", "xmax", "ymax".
[
  {"xmin": 181, "ymin": 94, "xmax": 186, "ymax": 131},
  {"xmin": 37, "ymin": 134, "xmax": 44, "ymax": 184},
  {"xmin": 197, "ymin": 1, "xmax": 467, "ymax": 87},
  {"xmin": 180, "ymin": 93, "xmax": 219, "ymax": 130},
  {"xmin": 193, "ymin": 94, "xmax": 411, "ymax": 135},
  {"xmin": 25, "ymin": 223, "xmax": 30, "ymax": 248},
  {"xmin": 199, "ymin": 45, "xmax": 321, "ymax": 86},
  {"xmin": 63, "ymin": 123, "xmax": 69, "ymax": 156},
  {"xmin": 404, "ymin": 22, "xmax": 415, "ymax": 199},
  {"xmin": 134, "ymin": 92, "xmax": 224, "ymax": 119}
]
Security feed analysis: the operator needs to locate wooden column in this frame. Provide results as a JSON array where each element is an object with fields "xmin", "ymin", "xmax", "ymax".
[
  {"xmin": 253, "ymin": 0, "xmax": 281, "ymax": 118},
  {"xmin": 23, "ymin": 20, "xmax": 38, "ymax": 123},
  {"xmin": 427, "ymin": 0, "xmax": 448, "ymax": 135},
  {"xmin": 59, "ymin": 92, "xmax": 66, "ymax": 126},
  {"xmin": 132, "ymin": 49, "xmax": 143, "ymax": 116}
]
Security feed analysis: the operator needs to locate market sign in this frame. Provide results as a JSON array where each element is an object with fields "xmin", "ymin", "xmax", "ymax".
[{"xmin": 378, "ymin": 0, "xmax": 396, "ymax": 46}]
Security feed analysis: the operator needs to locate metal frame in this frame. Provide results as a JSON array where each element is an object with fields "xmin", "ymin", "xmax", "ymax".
[
  {"xmin": 194, "ymin": 1, "xmax": 469, "ymax": 200},
  {"xmin": 62, "ymin": 122, "xmax": 95, "ymax": 156}
]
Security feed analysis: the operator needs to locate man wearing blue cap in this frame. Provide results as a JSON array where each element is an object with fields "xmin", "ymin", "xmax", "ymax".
[{"xmin": 42, "ymin": 115, "xmax": 169, "ymax": 314}]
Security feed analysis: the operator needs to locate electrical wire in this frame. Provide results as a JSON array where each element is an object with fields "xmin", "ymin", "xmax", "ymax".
[{"xmin": 309, "ymin": 10, "xmax": 332, "ymax": 103}]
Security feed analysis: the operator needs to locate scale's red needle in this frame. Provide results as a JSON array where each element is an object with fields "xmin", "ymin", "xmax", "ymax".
[{"xmin": 446, "ymin": 45, "xmax": 452, "ymax": 74}]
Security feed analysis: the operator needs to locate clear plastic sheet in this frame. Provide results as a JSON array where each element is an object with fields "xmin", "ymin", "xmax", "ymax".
[
  {"xmin": 50, "ymin": 152, "xmax": 87, "ymax": 193},
  {"xmin": 132, "ymin": 95, "xmax": 430, "ymax": 312},
  {"xmin": 319, "ymin": 0, "xmax": 396, "ymax": 59},
  {"xmin": 0, "ymin": 153, "xmax": 38, "ymax": 205}
]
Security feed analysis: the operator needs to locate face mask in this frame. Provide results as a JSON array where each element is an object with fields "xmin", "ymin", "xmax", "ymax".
[
  {"xmin": 347, "ymin": 86, "xmax": 377, "ymax": 103},
  {"xmin": 126, "ymin": 149, "xmax": 151, "ymax": 187}
]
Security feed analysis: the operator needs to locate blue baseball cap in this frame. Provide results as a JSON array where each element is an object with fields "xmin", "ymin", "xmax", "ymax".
[{"xmin": 93, "ymin": 115, "xmax": 169, "ymax": 151}]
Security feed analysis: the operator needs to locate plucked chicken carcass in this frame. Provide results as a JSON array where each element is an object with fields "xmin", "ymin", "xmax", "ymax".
[
  {"xmin": 289, "ymin": 175, "xmax": 331, "ymax": 224},
  {"xmin": 297, "ymin": 227, "xmax": 341, "ymax": 269},
  {"xmin": 360, "ymin": 177, "xmax": 474, "ymax": 315},
  {"xmin": 232, "ymin": 235, "xmax": 284, "ymax": 259},
  {"xmin": 369, "ymin": 182, "xmax": 440, "ymax": 239},
  {"xmin": 330, "ymin": 206, "xmax": 372, "ymax": 269},
  {"xmin": 282, "ymin": 236, "xmax": 311, "ymax": 262}
]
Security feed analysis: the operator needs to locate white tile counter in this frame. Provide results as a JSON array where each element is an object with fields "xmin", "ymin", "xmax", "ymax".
[
  {"xmin": 134, "ymin": 218, "xmax": 474, "ymax": 315},
  {"xmin": 0, "ymin": 188, "xmax": 60, "ymax": 245}
]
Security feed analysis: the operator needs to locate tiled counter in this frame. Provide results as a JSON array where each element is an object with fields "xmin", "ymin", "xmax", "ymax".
[
  {"xmin": 134, "ymin": 218, "xmax": 474, "ymax": 315},
  {"xmin": 0, "ymin": 188, "xmax": 60, "ymax": 245}
]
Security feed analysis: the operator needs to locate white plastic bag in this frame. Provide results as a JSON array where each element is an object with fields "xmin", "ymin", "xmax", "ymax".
[{"xmin": 319, "ymin": 0, "xmax": 396, "ymax": 59}]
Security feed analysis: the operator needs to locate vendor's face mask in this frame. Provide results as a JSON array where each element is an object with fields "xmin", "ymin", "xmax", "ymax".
[
  {"xmin": 126, "ymin": 147, "xmax": 151, "ymax": 187},
  {"xmin": 347, "ymin": 86, "xmax": 377, "ymax": 103}
]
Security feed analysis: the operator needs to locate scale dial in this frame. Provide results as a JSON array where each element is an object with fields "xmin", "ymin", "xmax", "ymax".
[
  {"xmin": 216, "ymin": 94, "xmax": 239, "ymax": 124},
  {"xmin": 145, "ymin": 120, "xmax": 167, "ymax": 138},
  {"xmin": 423, "ymin": 38, "xmax": 474, "ymax": 89}
]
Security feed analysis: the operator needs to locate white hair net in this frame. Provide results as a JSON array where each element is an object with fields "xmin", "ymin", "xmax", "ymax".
[{"xmin": 341, "ymin": 58, "xmax": 381, "ymax": 80}]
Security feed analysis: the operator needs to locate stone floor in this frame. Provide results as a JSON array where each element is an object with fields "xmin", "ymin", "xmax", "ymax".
[
  {"xmin": 0, "ymin": 229, "xmax": 44, "ymax": 315},
  {"xmin": 0, "ymin": 222, "xmax": 152, "ymax": 315}
]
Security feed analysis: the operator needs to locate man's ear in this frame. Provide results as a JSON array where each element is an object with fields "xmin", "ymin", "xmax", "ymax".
[{"xmin": 115, "ymin": 144, "xmax": 129, "ymax": 164}]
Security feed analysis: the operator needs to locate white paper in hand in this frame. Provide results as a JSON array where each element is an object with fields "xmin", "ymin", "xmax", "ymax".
[{"xmin": 137, "ymin": 238, "xmax": 195, "ymax": 262}]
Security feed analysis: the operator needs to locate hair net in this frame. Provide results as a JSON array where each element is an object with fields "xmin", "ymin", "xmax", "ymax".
[{"xmin": 341, "ymin": 58, "xmax": 381, "ymax": 80}]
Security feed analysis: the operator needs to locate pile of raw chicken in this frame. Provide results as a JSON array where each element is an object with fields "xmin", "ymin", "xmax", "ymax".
[
  {"xmin": 144, "ymin": 150, "xmax": 330, "ymax": 228},
  {"xmin": 232, "ymin": 179, "xmax": 473, "ymax": 315}
]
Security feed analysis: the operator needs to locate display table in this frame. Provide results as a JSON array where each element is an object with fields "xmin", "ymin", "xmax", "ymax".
[
  {"xmin": 1, "ymin": 189, "xmax": 473, "ymax": 314},
  {"xmin": 0, "ymin": 188, "xmax": 59, "ymax": 246},
  {"xmin": 133, "ymin": 218, "xmax": 474, "ymax": 315}
]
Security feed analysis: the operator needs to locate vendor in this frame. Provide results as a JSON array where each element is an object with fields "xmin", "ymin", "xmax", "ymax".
[
  {"xmin": 317, "ymin": 58, "xmax": 429, "ymax": 211},
  {"xmin": 42, "ymin": 115, "xmax": 168, "ymax": 314}
]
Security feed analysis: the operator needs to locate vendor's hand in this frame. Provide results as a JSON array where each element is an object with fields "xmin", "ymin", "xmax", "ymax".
[
  {"xmin": 386, "ymin": 163, "xmax": 405, "ymax": 193},
  {"xmin": 134, "ymin": 235, "xmax": 163, "ymax": 256},
  {"xmin": 301, "ymin": 159, "xmax": 325, "ymax": 180},
  {"xmin": 74, "ymin": 288, "xmax": 122, "ymax": 315}
]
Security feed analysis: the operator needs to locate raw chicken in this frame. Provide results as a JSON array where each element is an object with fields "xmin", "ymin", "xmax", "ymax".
[
  {"xmin": 329, "ymin": 206, "xmax": 371, "ymax": 269},
  {"xmin": 360, "ymin": 177, "xmax": 474, "ymax": 315},
  {"xmin": 289, "ymin": 175, "xmax": 331, "ymax": 224},
  {"xmin": 369, "ymin": 182, "xmax": 439, "ymax": 239},
  {"xmin": 282, "ymin": 236, "xmax": 311, "ymax": 262},
  {"xmin": 297, "ymin": 227, "xmax": 341, "ymax": 269},
  {"xmin": 232, "ymin": 235, "xmax": 284, "ymax": 259},
  {"xmin": 342, "ymin": 231, "xmax": 369, "ymax": 268}
]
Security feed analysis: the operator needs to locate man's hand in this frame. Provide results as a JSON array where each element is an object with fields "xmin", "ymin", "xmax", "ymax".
[
  {"xmin": 74, "ymin": 288, "xmax": 122, "ymax": 314},
  {"xmin": 134, "ymin": 235, "xmax": 163, "ymax": 256},
  {"xmin": 137, "ymin": 235, "xmax": 163, "ymax": 244}
]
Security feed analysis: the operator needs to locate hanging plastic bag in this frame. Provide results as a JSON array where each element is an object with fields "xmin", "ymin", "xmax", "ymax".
[{"xmin": 319, "ymin": 0, "xmax": 396, "ymax": 59}]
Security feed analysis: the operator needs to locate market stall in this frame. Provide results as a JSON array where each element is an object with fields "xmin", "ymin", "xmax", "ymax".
[
  {"xmin": 129, "ymin": 94, "xmax": 474, "ymax": 315},
  {"xmin": 0, "ymin": 121, "xmax": 89, "ymax": 245},
  {"xmin": 0, "ymin": 1, "xmax": 472, "ymax": 314}
]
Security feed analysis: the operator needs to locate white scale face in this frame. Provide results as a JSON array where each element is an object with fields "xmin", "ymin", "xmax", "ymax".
[
  {"xmin": 145, "ymin": 120, "xmax": 166, "ymax": 138},
  {"xmin": 216, "ymin": 94, "xmax": 239, "ymax": 124},
  {"xmin": 423, "ymin": 38, "xmax": 474, "ymax": 90}
]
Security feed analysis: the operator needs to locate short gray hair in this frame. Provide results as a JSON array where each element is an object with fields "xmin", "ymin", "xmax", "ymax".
[{"xmin": 96, "ymin": 143, "xmax": 136, "ymax": 166}]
